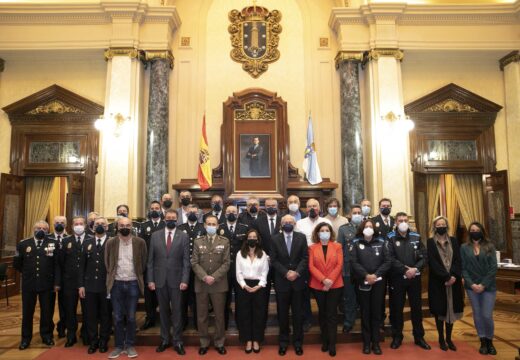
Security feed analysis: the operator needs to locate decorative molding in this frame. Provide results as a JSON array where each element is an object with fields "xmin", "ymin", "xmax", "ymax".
[
  {"xmin": 334, "ymin": 51, "xmax": 363, "ymax": 69},
  {"xmin": 0, "ymin": 58, "xmax": 4, "ymax": 72},
  {"xmin": 499, "ymin": 50, "xmax": 520, "ymax": 71},
  {"xmin": 234, "ymin": 101, "xmax": 276, "ymax": 121},
  {"xmin": 366, "ymin": 48, "xmax": 404, "ymax": 62},
  {"xmin": 104, "ymin": 47, "xmax": 141, "ymax": 61},
  {"xmin": 26, "ymin": 100, "xmax": 83, "ymax": 115},
  {"xmin": 424, "ymin": 99, "xmax": 478, "ymax": 113},
  {"xmin": 143, "ymin": 50, "xmax": 174, "ymax": 70}
]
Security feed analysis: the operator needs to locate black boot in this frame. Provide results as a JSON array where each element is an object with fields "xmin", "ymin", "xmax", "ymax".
[
  {"xmin": 486, "ymin": 338, "xmax": 497, "ymax": 355},
  {"xmin": 445, "ymin": 323, "xmax": 456, "ymax": 351},
  {"xmin": 436, "ymin": 318, "xmax": 447, "ymax": 351},
  {"xmin": 479, "ymin": 338, "xmax": 488, "ymax": 355}
]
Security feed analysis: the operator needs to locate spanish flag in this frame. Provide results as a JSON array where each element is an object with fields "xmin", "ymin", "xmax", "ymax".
[{"xmin": 197, "ymin": 115, "xmax": 212, "ymax": 191}]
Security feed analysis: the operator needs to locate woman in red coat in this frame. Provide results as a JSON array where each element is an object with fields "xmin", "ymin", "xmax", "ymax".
[{"xmin": 308, "ymin": 222, "xmax": 344, "ymax": 357}]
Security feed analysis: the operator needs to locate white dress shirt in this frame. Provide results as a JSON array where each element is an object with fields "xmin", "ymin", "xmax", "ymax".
[
  {"xmin": 94, "ymin": 235, "xmax": 107, "ymax": 247},
  {"xmin": 164, "ymin": 228, "xmax": 176, "ymax": 245},
  {"xmin": 295, "ymin": 216, "xmax": 332, "ymax": 246},
  {"xmin": 235, "ymin": 251, "xmax": 270, "ymax": 288}
]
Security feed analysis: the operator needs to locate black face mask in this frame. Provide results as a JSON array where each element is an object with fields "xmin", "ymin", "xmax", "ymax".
[
  {"xmin": 163, "ymin": 200, "xmax": 173, "ymax": 209},
  {"xmin": 226, "ymin": 213, "xmax": 237, "ymax": 222},
  {"xmin": 54, "ymin": 223, "xmax": 65, "ymax": 233},
  {"xmin": 282, "ymin": 223, "xmax": 294, "ymax": 233},
  {"xmin": 187, "ymin": 213, "xmax": 198, "ymax": 222},
  {"xmin": 266, "ymin": 207, "xmax": 277, "ymax": 215},
  {"xmin": 118, "ymin": 213, "xmax": 128, "ymax": 218},
  {"xmin": 149, "ymin": 210, "xmax": 161, "ymax": 219},
  {"xmin": 380, "ymin": 207, "xmax": 391, "ymax": 216},
  {"xmin": 180, "ymin": 198, "xmax": 190, "ymax": 207},
  {"xmin": 166, "ymin": 220, "xmax": 177, "ymax": 229},
  {"xmin": 249, "ymin": 205, "xmax": 258, "ymax": 214},
  {"xmin": 119, "ymin": 228, "xmax": 131, "ymax": 236},
  {"xmin": 247, "ymin": 239, "xmax": 257, "ymax": 248},
  {"xmin": 309, "ymin": 208, "xmax": 318, "ymax": 219},
  {"xmin": 88, "ymin": 220, "xmax": 95, "ymax": 229},
  {"xmin": 34, "ymin": 229, "xmax": 46, "ymax": 240},
  {"xmin": 95, "ymin": 225, "xmax": 105, "ymax": 235},
  {"xmin": 212, "ymin": 203, "xmax": 222, "ymax": 212},
  {"xmin": 470, "ymin": 231, "xmax": 483, "ymax": 241},
  {"xmin": 436, "ymin": 226, "xmax": 448, "ymax": 235}
]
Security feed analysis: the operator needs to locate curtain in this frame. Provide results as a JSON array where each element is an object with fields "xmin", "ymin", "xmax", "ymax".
[
  {"xmin": 48, "ymin": 177, "xmax": 67, "ymax": 223},
  {"xmin": 24, "ymin": 177, "xmax": 55, "ymax": 237},
  {"xmin": 454, "ymin": 174, "xmax": 485, "ymax": 227},
  {"xmin": 445, "ymin": 174, "xmax": 459, "ymax": 236},
  {"xmin": 426, "ymin": 175, "xmax": 441, "ymax": 236}
]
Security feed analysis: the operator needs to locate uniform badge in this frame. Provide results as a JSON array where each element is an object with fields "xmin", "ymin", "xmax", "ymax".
[
  {"xmin": 67, "ymin": 242, "xmax": 72, "ymax": 249},
  {"xmin": 146, "ymin": 226, "xmax": 151, "ymax": 233},
  {"xmin": 26, "ymin": 246, "xmax": 32, "ymax": 253},
  {"xmin": 376, "ymin": 222, "xmax": 380, "ymax": 227},
  {"xmin": 220, "ymin": 229, "xmax": 225, "ymax": 235},
  {"xmin": 396, "ymin": 241, "xmax": 400, "ymax": 247},
  {"xmin": 183, "ymin": 230, "xmax": 187, "ymax": 233},
  {"xmin": 359, "ymin": 244, "xmax": 365, "ymax": 250},
  {"xmin": 87, "ymin": 244, "xmax": 92, "ymax": 251}
]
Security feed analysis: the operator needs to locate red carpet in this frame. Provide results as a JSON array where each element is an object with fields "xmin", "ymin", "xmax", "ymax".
[{"xmin": 35, "ymin": 342, "xmax": 487, "ymax": 360}]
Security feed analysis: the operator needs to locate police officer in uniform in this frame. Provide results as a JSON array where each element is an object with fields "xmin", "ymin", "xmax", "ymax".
[
  {"xmin": 138, "ymin": 200, "xmax": 165, "ymax": 330},
  {"xmin": 48, "ymin": 215, "xmax": 68, "ymax": 339},
  {"xmin": 191, "ymin": 215, "xmax": 230, "ymax": 355},
  {"xmin": 387, "ymin": 212, "xmax": 430, "ymax": 350},
  {"xmin": 203, "ymin": 194, "xmax": 226, "ymax": 224},
  {"xmin": 177, "ymin": 204, "xmax": 206, "ymax": 329},
  {"xmin": 14, "ymin": 220, "xmax": 60, "ymax": 350},
  {"xmin": 107, "ymin": 204, "xmax": 140, "ymax": 237},
  {"xmin": 350, "ymin": 219, "xmax": 391, "ymax": 355},
  {"xmin": 218, "ymin": 205, "xmax": 248, "ymax": 329},
  {"xmin": 78, "ymin": 216, "xmax": 110, "ymax": 354},
  {"xmin": 59, "ymin": 216, "xmax": 92, "ymax": 347}
]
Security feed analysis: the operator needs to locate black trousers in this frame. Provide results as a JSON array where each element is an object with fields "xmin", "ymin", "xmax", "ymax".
[
  {"xmin": 84, "ymin": 291, "xmax": 111, "ymax": 346},
  {"xmin": 182, "ymin": 270, "xmax": 197, "ymax": 329},
  {"xmin": 236, "ymin": 280, "xmax": 268, "ymax": 343},
  {"xmin": 143, "ymin": 271, "xmax": 158, "ymax": 323},
  {"xmin": 64, "ymin": 288, "xmax": 87, "ymax": 341},
  {"xmin": 356, "ymin": 280, "xmax": 385, "ymax": 344},
  {"xmin": 389, "ymin": 276, "xmax": 425, "ymax": 339},
  {"xmin": 276, "ymin": 288, "xmax": 304, "ymax": 347},
  {"xmin": 21, "ymin": 289, "xmax": 53, "ymax": 342},
  {"xmin": 313, "ymin": 287, "xmax": 343, "ymax": 349}
]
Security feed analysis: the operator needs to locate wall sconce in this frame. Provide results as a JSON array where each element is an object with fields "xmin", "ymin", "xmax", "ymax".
[
  {"xmin": 381, "ymin": 111, "xmax": 415, "ymax": 132},
  {"xmin": 94, "ymin": 113, "xmax": 130, "ymax": 137}
]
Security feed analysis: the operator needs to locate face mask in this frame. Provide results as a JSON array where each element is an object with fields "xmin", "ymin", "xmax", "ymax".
[
  {"xmin": 247, "ymin": 239, "xmax": 257, "ymax": 248},
  {"xmin": 180, "ymin": 198, "xmax": 190, "ymax": 207},
  {"xmin": 206, "ymin": 225, "xmax": 217, "ymax": 236},
  {"xmin": 119, "ymin": 228, "xmax": 131, "ymax": 236},
  {"xmin": 436, "ymin": 226, "xmax": 447, "ymax": 235},
  {"xmin": 470, "ymin": 231, "xmax": 483, "ymax": 241},
  {"xmin": 309, "ymin": 208, "xmax": 318, "ymax": 219},
  {"xmin": 118, "ymin": 213, "xmax": 128, "ymax": 218},
  {"xmin": 328, "ymin": 207, "xmax": 338, "ymax": 216},
  {"xmin": 282, "ymin": 223, "xmax": 294, "ymax": 233},
  {"xmin": 54, "ymin": 223, "xmax": 65, "ymax": 233},
  {"xmin": 187, "ymin": 212, "xmax": 198, "ymax": 222},
  {"xmin": 361, "ymin": 206, "xmax": 371, "ymax": 216},
  {"xmin": 226, "ymin": 213, "xmax": 237, "ymax": 222},
  {"xmin": 212, "ymin": 203, "xmax": 222, "ymax": 212},
  {"xmin": 166, "ymin": 220, "xmax": 176, "ymax": 229},
  {"xmin": 89, "ymin": 220, "xmax": 95, "ymax": 229},
  {"xmin": 73, "ymin": 225, "xmax": 85, "ymax": 235},
  {"xmin": 95, "ymin": 225, "xmax": 105, "ymax": 235},
  {"xmin": 380, "ymin": 207, "xmax": 391, "ymax": 216},
  {"xmin": 288, "ymin": 203, "xmax": 299, "ymax": 213},
  {"xmin": 163, "ymin": 200, "xmax": 173, "ymax": 208},
  {"xmin": 34, "ymin": 229, "xmax": 46, "ymax": 240},
  {"xmin": 398, "ymin": 222, "xmax": 409, "ymax": 233},
  {"xmin": 363, "ymin": 227, "xmax": 374, "ymax": 237},
  {"xmin": 319, "ymin": 231, "xmax": 331, "ymax": 243},
  {"xmin": 351, "ymin": 214, "xmax": 363, "ymax": 225},
  {"xmin": 266, "ymin": 207, "xmax": 277, "ymax": 215},
  {"xmin": 149, "ymin": 210, "xmax": 161, "ymax": 219},
  {"xmin": 249, "ymin": 205, "xmax": 258, "ymax": 214}
]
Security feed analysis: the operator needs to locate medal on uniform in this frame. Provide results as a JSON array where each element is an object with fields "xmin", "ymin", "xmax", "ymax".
[
  {"xmin": 375, "ymin": 250, "xmax": 379, "ymax": 256},
  {"xmin": 183, "ymin": 229, "xmax": 187, "ymax": 233},
  {"xmin": 359, "ymin": 244, "xmax": 365, "ymax": 250},
  {"xmin": 376, "ymin": 222, "xmax": 380, "ymax": 228},
  {"xmin": 146, "ymin": 226, "xmax": 151, "ymax": 233},
  {"xmin": 220, "ymin": 229, "xmax": 224, "ymax": 235},
  {"xmin": 67, "ymin": 242, "xmax": 72, "ymax": 249},
  {"xmin": 26, "ymin": 246, "xmax": 32, "ymax": 253},
  {"xmin": 88, "ymin": 244, "xmax": 92, "ymax": 251},
  {"xmin": 396, "ymin": 241, "xmax": 400, "ymax": 247}
]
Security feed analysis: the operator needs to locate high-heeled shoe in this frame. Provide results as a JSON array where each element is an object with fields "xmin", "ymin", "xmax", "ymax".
[{"xmin": 253, "ymin": 342, "xmax": 261, "ymax": 353}]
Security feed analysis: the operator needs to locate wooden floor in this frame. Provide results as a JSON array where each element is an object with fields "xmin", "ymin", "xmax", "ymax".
[{"xmin": 0, "ymin": 292, "xmax": 518, "ymax": 360}]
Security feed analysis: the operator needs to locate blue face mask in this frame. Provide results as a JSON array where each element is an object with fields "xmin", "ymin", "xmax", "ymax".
[
  {"xmin": 328, "ymin": 207, "xmax": 338, "ymax": 216},
  {"xmin": 206, "ymin": 225, "xmax": 217, "ymax": 236},
  {"xmin": 282, "ymin": 223, "xmax": 294, "ymax": 233},
  {"xmin": 351, "ymin": 214, "xmax": 363, "ymax": 225},
  {"xmin": 361, "ymin": 206, "xmax": 371, "ymax": 216},
  {"xmin": 319, "ymin": 231, "xmax": 331, "ymax": 243},
  {"xmin": 166, "ymin": 220, "xmax": 176, "ymax": 229}
]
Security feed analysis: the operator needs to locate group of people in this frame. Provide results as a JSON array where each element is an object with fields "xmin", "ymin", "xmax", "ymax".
[{"xmin": 13, "ymin": 191, "xmax": 498, "ymax": 358}]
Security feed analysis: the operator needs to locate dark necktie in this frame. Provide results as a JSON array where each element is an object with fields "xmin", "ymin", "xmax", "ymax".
[
  {"xmin": 57, "ymin": 235, "xmax": 61, "ymax": 248},
  {"xmin": 190, "ymin": 225, "xmax": 195, "ymax": 232},
  {"xmin": 153, "ymin": 222, "xmax": 158, "ymax": 229},
  {"xmin": 97, "ymin": 238, "xmax": 101, "ymax": 250},
  {"xmin": 270, "ymin": 218, "xmax": 275, "ymax": 235},
  {"xmin": 230, "ymin": 225, "xmax": 234, "ymax": 234},
  {"xmin": 384, "ymin": 218, "xmax": 389, "ymax": 227},
  {"xmin": 77, "ymin": 236, "xmax": 81, "ymax": 245},
  {"xmin": 37, "ymin": 240, "xmax": 42, "ymax": 248},
  {"xmin": 166, "ymin": 232, "xmax": 172, "ymax": 253}
]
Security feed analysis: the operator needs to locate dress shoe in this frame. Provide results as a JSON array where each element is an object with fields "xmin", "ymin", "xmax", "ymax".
[
  {"xmin": 156, "ymin": 342, "xmax": 169, "ymax": 353},
  {"xmin": 446, "ymin": 339, "xmax": 457, "ymax": 351},
  {"xmin": 99, "ymin": 342, "xmax": 108, "ymax": 353},
  {"xmin": 88, "ymin": 345, "xmax": 98, "ymax": 354},
  {"xmin": 245, "ymin": 348, "xmax": 253, "ymax": 354},
  {"xmin": 198, "ymin": 347, "xmax": 208, "ymax": 355},
  {"xmin": 390, "ymin": 337, "xmax": 402, "ymax": 349},
  {"xmin": 64, "ymin": 338, "xmax": 76, "ymax": 347},
  {"xmin": 278, "ymin": 346, "xmax": 287, "ymax": 356},
  {"xmin": 43, "ymin": 338, "xmax": 55, "ymax": 346},
  {"xmin": 58, "ymin": 330, "xmax": 66, "ymax": 339},
  {"xmin": 295, "ymin": 346, "xmax": 304, "ymax": 356},
  {"xmin": 321, "ymin": 343, "xmax": 329, "ymax": 352},
  {"xmin": 372, "ymin": 343, "xmax": 382, "ymax": 355},
  {"xmin": 362, "ymin": 344, "xmax": 371, "ymax": 354},
  {"xmin": 216, "ymin": 346, "xmax": 227, "ymax": 355},
  {"xmin": 414, "ymin": 338, "xmax": 431, "ymax": 350},
  {"xmin": 342, "ymin": 326, "xmax": 352, "ymax": 334},
  {"xmin": 140, "ymin": 319, "xmax": 155, "ymax": 330},
  {"xmin": 19, "ymin": 341, "xmax": 30, "ymax": 350},
  {"xmin": 174, "ymin": 344, "xmax": 186, "ymax": 355},
  {"xmin": 329, "ymin": 347, "xmax": 336, "ymax": 357},
  {"xmin": 439, "ymin": 340, "xmax": 448, "ymax": 351},
  {"xmin": 253, "ymin": 344, "xmax": 261, "ymax": 353}
]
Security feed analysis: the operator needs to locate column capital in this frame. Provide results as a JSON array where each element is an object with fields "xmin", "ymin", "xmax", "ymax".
[
  {"xmin": 335, "ymin": 51, "xmax": 364, "ymax": 69},
  {"xmin": 499, "ymin": 50, "xmax": 519, "ymax": 71},
  {"xmin": 366, "ymin": 48, "xmax": 404, "ymax": 62},
  {"xmin": 104, "ymin": 47, "xmax": 142, "ymax": 61},
  {"xmin": 143, "ymin": 50, "xmax": 174, "ymax": 70},
  {"xmin": 0, "ymin": 58, "xmax": 4, "ymax": 72}
]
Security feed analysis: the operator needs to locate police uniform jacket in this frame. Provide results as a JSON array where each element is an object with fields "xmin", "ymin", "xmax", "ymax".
[
  {"xmin": 350, "ymin": 236, "xmax": 391, "ymax": 284},
  {"xmin": 337, "ymin": 223, "xmax": 357, "ymax": 277},
  {"xmin": 78, "ymin": 236, "xmax": 108, "ymax": 293},
  {"xmin": 139, "ymin": 219, "xmax": 165, "ymax": 249},
  {"xmin": 191, "ymin": 234, "xmax": 230, "ymax": 294},
  {"xmin": 177, "ymin": 221, "xmax": 206, "ymax": 256},
  {"xmin": 387, "ymin": 230, "xmax": 427, "ymax": 279},
  {"xmin": 13, "ymin": 237, "xmax": 61, "ymax": 292},
  {"xmin": 59, "ymin": 234, "xmax": 92, "ymax": 291},
  {"xmin": 217, "ymin": 222, "xmax": 248, "ymax": 267}
]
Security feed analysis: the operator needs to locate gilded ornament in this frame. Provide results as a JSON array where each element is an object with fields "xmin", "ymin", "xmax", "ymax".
[
  {"xmin": 366, "ymin": 48, "xmax": 404, "ymax": 62},
  {"xmin": 424, "ymin": 99, "xmax": 477, "ymax": 113},
  {"xmin": 143, "ymin": 50, "xmax": 174, "ymax": 70},
  {"xmin": 228, "ymin": 5, "xmax": 282, "ymax": 78},
  {"xmin": 234, "ymin": 101, "xmax": 276, "ymax": 121},
  {"xmin": 27, "ymin": 100, "xmax": 83, "ymax": 115},
  {"xmin": 334, "ymin": 51, "xmax": 363, "ymax": 69},
  {"xmin": 104, "ymin": 47, "xmax": 142, "ymax": 61}
]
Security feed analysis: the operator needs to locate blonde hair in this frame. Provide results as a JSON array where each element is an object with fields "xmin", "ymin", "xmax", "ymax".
[{"xmin": 430, "ymin": 215, "xmax": 450, "ymax": 237}]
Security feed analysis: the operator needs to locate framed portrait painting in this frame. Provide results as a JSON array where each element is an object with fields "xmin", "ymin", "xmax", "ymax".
[{"xmin": 239, "ymin": 134, "xmax": 271, "ymax": 178}]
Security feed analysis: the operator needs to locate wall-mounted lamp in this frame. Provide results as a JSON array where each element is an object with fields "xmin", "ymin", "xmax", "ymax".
[
  {"xmin": 94, "ymin": 113, "xmax": 130, "ymax": 137},
  {"xmin": 381, "ymin": 111, "xmax": 415, "ymax": 132}
]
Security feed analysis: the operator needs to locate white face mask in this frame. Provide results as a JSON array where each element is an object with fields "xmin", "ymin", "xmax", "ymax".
[
  {"xmin": 363, "ymin": 227, "xmax": 374, "ymax": 237},
  {"xmin": 288, "ymin": 203, "xmax": 299, "ymax": 213},
  {"xmin": 319, "ymin": 231, "xmax": 331, "ymax": 244},
  {"xmin": 73, "ymin": 225, "xmax": 85, "ymax": 235},
  {"xmin": 351, "ymin": 214, "xmax": 363, "ymax": 225},
  {"xmin": 398, "ymin": 222, "xmax": 409, "ymax": 233},
  {"xmin": 361, "ymin": 206, "xmax": 371, "ymax": 216}
]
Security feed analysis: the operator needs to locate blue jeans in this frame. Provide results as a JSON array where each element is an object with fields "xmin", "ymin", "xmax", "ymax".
[
  {"xmin": 342, "ymin": 275, "xmax": 357, "ymax": 329},
  {"xmin": 466, "ymin": 289, "xmax": 496, "ymax": 339},
  {"xmin": 111, "ymin": 280, "xmax": 139, "ymax": 348}
]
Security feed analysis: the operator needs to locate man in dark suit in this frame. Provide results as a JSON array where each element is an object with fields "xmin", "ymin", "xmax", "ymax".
[
  {"xmin": 238, "ymin": 196, "xmax": 266, "ymax": 229},
  {"xmin": 177, "ymin": 190, "xmax": 204, "ymax": 224},
  {"xmin": 245, "ymin": 136, "xmax": 264, "ymax": 176},
  {"xmin": 203, "ymin": 194, "xmax": 226, "ymax": 224},
  {"xmin": 283, "ymin": 195, "xmax": 307, "ymax": 222},
  {"xmin": 14, "ymin": 220, "xmax": 60, "ymax": 350},
  {"xmin": 59, "ymin": 216, "xmax": 91, "ymax": 347},
  {"xmin": 147, "ymin": 209, "xmax": 191, "ymax": 355},
  {"xmin": 255, "ymin": 198, "xmax": 281, "ymax": 256},
  {"xmin": 78, "ymin": 216, "xmax": 110, "ymax": 354},
  {"xmin": 270, "ymin": 214, "xmax": 308, "ymax": 356},
  {"xmin": 48, "ymin": 215, "xmax": 68, "ymax": 339},
  {"xmin": 139, "ymin": 200, "xmax": 165, "ymax": 330},
  {"xmin": 371, "ymin": 198, "xmax": 395, "ymax": 239},
  {"xmin": 218, "ymin": 205, "xmax": 248, "ymax": 329},
  {"xmin": 161, "ymin": 193, "xmax": 174, "ymax": 215}
]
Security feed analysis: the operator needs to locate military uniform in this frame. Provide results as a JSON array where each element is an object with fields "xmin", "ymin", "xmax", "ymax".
[
  {"xmin": 191, "ymin": 234, "xmax": 230, "ymax": 348},
  {"xmin": 78, "ymin": 235, "xmax": 110, "ymax": 350},
  {"xmin": 48, "ymin": 232, "xmax": 67, "ymax": 337},
  {"xmin": 337, "ymin": 222, "xmax": 358, "ymax": 331},
  {"xmin": 13, "ymin": 236, "xmax": 60, "ymax": 345}
]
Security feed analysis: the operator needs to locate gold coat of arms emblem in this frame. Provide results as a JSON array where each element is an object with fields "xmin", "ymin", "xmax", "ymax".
[{"xmin": 228, "ymin": 4, "xmax": 282, "ymax": 78}]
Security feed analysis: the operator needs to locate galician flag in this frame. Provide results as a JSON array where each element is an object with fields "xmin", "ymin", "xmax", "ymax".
[
  {"xmin": 302, "ymin": 114, "xmax": 323, "ymax": 185},
  {"xmin": 197, "ymin": 115, "xmax": 212, "ymax": 191}
]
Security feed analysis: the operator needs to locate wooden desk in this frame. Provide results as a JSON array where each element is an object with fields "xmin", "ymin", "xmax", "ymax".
[{"xmin": 496, "ymin": 266, "xmax": 520, "ymax": 294}]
